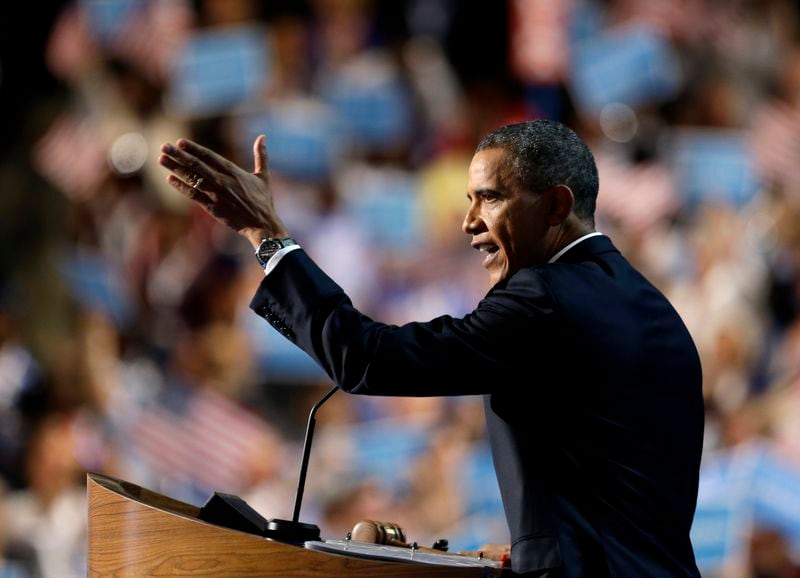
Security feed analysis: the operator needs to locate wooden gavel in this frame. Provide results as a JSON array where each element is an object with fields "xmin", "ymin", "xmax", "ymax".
[{"xmin": 349, "ymin": 520, "xmax": 449, "ymax": 554}]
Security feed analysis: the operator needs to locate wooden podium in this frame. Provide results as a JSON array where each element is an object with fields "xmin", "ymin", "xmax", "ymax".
[{"xmin": 87, "ymin": 473, "xmax": 506, "ymax": 577}]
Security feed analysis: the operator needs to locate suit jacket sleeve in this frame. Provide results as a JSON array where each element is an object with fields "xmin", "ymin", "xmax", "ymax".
[{"xmin": 249, "ymin": 249, "xmax": 557, "ymax": 397}]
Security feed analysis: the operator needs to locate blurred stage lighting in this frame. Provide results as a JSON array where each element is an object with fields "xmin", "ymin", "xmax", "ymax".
[
  {"xmin": 599, "ymin": 103, "xmax": 638, "ymax": 143},
  {"xmin": 109, "ymin": 132, "xmax": 148, "ymax": 175}
]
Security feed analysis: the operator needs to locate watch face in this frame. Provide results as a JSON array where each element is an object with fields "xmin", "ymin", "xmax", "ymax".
[
  {"xmin": 262, "ymin": 239, "xmax": 282, "ymax": 252},
  {"xmin": 256, "ymin": 238, "xmax": 295, "ymax": 266},
  {"xmin": 258, "ymin": 241, "xmax": 276, "ymax": 259},
  {"xmin": 257, "ymin": 239, "xmax": 282, "ymax": 266}
]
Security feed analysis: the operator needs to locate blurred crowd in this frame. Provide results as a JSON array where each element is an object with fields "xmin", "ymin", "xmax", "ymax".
[{"xmin": 2, "ymin": 0, "xmax": 800, "ymax": 576}]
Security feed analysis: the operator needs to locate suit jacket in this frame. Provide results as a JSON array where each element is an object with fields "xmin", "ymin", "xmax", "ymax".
[{"xmin": 250, "ymin": 235, "xmax": 704, "ymax": 577}]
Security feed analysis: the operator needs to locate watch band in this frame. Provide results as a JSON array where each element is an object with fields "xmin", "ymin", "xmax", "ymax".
[{"xmin": 255, "ymin": 237, "xmax": 298, "ymax": 268}]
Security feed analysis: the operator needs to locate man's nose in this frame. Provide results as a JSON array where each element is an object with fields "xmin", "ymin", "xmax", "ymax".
[{"xmin": 462, "ymin": 206, "xmax": 483, "ymax": 235}]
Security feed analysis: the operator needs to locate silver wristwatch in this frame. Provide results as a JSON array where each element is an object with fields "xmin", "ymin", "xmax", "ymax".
[{"xmin": 255, "ymin": 237, "xmax": 297, "ymax": 268}]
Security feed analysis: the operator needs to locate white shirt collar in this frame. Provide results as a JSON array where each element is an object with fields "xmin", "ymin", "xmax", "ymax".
[{"xmin": 548, "ymin": 231, "xmax": 603, "ymax": 264}]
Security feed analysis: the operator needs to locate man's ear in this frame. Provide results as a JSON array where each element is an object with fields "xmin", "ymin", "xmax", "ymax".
[{"xmin": 546, "ymin": 184, "xmax": 575, "ymax": 226}]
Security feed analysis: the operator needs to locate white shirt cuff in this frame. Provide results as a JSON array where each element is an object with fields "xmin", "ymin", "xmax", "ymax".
[{"xmin": 264, "ymin": 244, "xmax": 302, "ymax": 275}]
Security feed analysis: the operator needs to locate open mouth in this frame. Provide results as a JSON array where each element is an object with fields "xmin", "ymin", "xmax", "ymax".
[{"xmin": 473, "ymin": 242, "xmax": 500, "ymax": 268}]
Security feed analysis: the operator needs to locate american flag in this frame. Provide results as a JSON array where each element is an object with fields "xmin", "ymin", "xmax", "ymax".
[
  {"xmin": 109, "ymin": 0, "xmax": 193, "ymax": 84},
  {"xmin": 45, "ymin": 3, "xmax": 96, "ymax": 81},
  {"xmin": 31, "ymin": 112, "xmax": 109, "ymax": 201},
  {"xmin": 509, "ymin": 0, "xmax": 572, "ymax": 84},
  {"xmin": 130, "ymin": 386, "xmax": 276, "ymax": 494},
  {"xmin": 748, "ymin": 101, "xmax": 800, "ymax": 202},
  {"xmin": 46, "ymin": 0, "xmax": 192, "ymax": 85},
  {"xmin": 594, "ymin": 153, "xmax": 679, "ymax": 235}
]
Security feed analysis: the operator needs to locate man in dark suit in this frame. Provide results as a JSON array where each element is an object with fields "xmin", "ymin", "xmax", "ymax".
[{"xmin": 159, "ymin": 120, "xmax": 704, "ymax": 577}]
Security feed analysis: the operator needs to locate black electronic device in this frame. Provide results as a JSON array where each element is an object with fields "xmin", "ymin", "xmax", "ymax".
[{"xmin": 197, "ymin": 386, "xmax": 338, "ymax": 544}]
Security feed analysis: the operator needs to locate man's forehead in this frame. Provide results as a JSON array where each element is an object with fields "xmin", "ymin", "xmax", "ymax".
[{"xmin": 469, "ymin": 148, "xmax": 515, "ymax": 187}]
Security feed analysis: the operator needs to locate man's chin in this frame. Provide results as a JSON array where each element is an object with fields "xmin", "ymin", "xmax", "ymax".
[
  {"xmin": 487, "ymin": 264, "xmax": 514, "ymax": 286},
  {"xmin": 483, "ymin": 254, "xmax": 505, "ymax": 283}
]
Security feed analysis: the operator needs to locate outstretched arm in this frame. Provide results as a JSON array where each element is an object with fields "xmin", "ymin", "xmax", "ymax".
[
  {"xmin": 158, "ymin": 135, "xmax": 286, "ymax": 250},
  {"xmin": 250, "ymin": 248, "xmax": 557, "ymax": 397},
  {"xmin": 159, "ymin": 136, "xmax": 557, "ymax": 398}
]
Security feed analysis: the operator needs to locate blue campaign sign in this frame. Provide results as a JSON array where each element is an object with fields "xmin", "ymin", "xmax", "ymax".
[
  {"xmin": 168, "ymin": 25, "xmax": 271, "ymax": 117},
  {"xmin": 231, "ymin": 101, "xmax": 341, "ymax": 181},
  {"xmin": 691, "ymin": 446, "xmax": 760, "ymax": 574},
  {"xmin": 692, "ymin": 503, "xmax": 744, "ymax": 572},
  {"xmin": 691, "ymin": 442, "xmax": 800, "ymax": 573},
  {"xmin": 341, "ymin": 170, "xmax": 421, "ymax": 251},
  {"xmin": 460, "ymin": 441, "xmax": 504, "ymax": 517},
  {"xmin": 320, "ymin": 55, "xmax": 414, "ymax": 151},
  {"xmin": 569, "ymin": 0, "xmax": 606, "ymax": 44},
  {"xmin": 569, "ymin": 23, "xmax": 682, "ymax": 115},
  {"xmin": 752, "ymin": 449, "xmax": 800, "ymax": 554},
  {"xmin": 81, "ymin": 0, "xmax": 144, "ymax": 45},
  {"xmin": 61, "ymin": 250, "xmax": 132, "ymax": 327},
  {"xmin": 350, "ymin": 420, "xmax": 431, "ymax": 490},
  {"xmin": 670, "ymin": 129, "xmax": 762, "ymax": 209}
]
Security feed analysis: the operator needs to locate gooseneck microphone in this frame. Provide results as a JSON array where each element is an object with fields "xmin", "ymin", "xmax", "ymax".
[
  {"xmin": 262, "ymin": 385, "xmax": 339, "ymax": 543},
  {"xmin": 293, "ymin": 385, "xmax": 339, "ymax": 523},
  {"xmin": 198, "ymin": 385, "xmax": 339, "ymax": 543}
]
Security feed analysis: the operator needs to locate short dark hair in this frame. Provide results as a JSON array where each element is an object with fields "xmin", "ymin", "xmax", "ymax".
[{"xmin": 476, "ymin": 120, "xmax": 599, "ymax": 225}]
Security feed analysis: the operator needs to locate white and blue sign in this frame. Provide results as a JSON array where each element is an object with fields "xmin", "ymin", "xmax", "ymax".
[
  {"xmin": 232, "ymin": 101, "xmax": 341, "ymax": 181},
  {"xmin": 168, "ymin": 25, "xmax": 271, "ymax": 117},
  {"xmin": 670, "ymin": 129, "xmax": 761, "ymax": 209},
  {"xmin": 570, "ymin": 24, "xmax": 682, "ymax": 115}
]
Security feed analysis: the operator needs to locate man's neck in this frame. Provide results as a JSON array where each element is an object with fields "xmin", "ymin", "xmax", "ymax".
[{"xmin": 542, "ymin": 217, "xmax": 595, "ymax": 263}]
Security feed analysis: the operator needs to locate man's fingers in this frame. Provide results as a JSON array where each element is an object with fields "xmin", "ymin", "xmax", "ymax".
[
  {"xmin": 176, "ymin": 138, "xmax": 234, "ymax": 173},
  {"xmin": 167, "ymin": 174, "xmax": 215, "ymax": 206},
  {"xmin": 159, "ymin": 154, "xmax": 213, "ymax": 192},
  {"xmin": 253, "ymin": 134, "xmax": 268, "ymax": 176},
  {"xmin": 160, "ymin": 144, "xmax": 217, "ymax": 183}
]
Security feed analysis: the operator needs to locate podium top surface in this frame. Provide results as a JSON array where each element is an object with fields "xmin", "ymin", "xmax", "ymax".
[{"xmin": 88, "ymin": 472, "xmax": 201, "ymax": 518}]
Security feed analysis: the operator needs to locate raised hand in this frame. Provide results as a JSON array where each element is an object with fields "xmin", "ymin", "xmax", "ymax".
[{"xmin": 159, "ymin": 135, "xmax": 287, "ymax": 248}]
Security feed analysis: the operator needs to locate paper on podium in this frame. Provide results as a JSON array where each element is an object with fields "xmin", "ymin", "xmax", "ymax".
[{"xmin": 305, "ymin": 540, "xmax": 502, "ymax": 568}]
